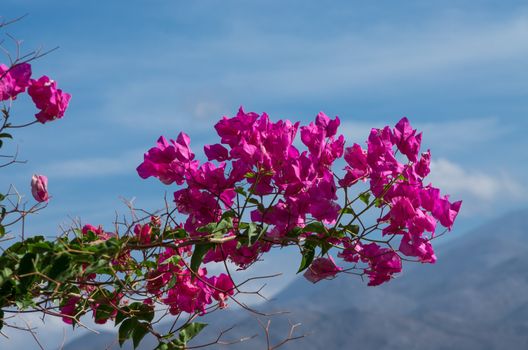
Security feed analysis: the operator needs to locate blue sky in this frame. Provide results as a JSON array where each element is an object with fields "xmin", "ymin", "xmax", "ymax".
[{"xmin": 1, "ymin": 0, "xmax": 528, "ymax": 348}]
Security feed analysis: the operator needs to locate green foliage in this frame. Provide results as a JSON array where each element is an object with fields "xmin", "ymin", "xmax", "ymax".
[
  {"xmin": 0, "ymin": 233, "xmax": 123, "ymax": 315},
  {"xmin": 178, "ymin": 322, "xmax": 208, "ymax": 345},
  {"xmin": 155, "ymin": 322, "xmax": 208, "ymax": 350},
  {"xmin": 190, "ymin": 243, "xmax": 213, "ymax": 274},
  {"xmin": 359, "ymin": 192, "xmax": 371, "ymax": 205},
  {"xmin": 197, "ymin": 217, "xmax": 233, "ymax": 237},
  {"xmin": 298, "ymin": 240, "xmax": 316, "ymax": 273}
]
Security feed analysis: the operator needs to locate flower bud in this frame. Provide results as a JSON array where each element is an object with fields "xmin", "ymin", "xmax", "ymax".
[{"xmin": 31, "ymin": 174, "xmax": 49, "ymax": 202}]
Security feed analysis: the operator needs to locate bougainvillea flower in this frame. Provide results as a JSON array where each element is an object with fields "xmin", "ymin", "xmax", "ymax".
[
  {"xmin": 137, "ymin": 134, "xmax": 199, "ymax": 185},
  {"xmin": 204, "ymin": 143, "xmax": 230, "ymax": 162},
  {"xmin": 60, "ymin": 296, "xmax": 80, "ymax": 325},
  {"xmin": 209, "ymin": 273, "xmax": 235, "ymax": 308},
  {"xmin": 28, "ymin": 75, "xmax": 71, "ymax": 123},
  {"xmin": 0, "ymin": 63, "xmax": 32, "ymax": 101},
  {"xmin": 361, "ymin": 243, "xmax": 402, "ymax": 286},
  {"xmin": 304, "ymin": 256, "xmax": 342, "ymax": 283},
  {"xmin": 134, "ymin": 223, "xmax": 152, "ymax": 244}
]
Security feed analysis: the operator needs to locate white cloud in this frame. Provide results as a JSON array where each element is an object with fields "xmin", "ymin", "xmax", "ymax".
[
  {"xmin": 417, "ymin": 118, "xmax": 511, "ymax": 151},
  {"xmin": 41, "ymin": 151, "xmax": 142, "ymax": 179},
  {"xmin": 72, "ymin": 13, "xmax": 528, "ymax": 131},
  {"xmin": 204, "ymin": 13, "xmax": 528, "ymax": 97},
  {"xmin": 428, "ymin": 158, "xmax": 524, "ymax": 202}
]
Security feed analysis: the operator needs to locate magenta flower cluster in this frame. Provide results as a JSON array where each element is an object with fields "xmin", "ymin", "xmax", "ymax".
[
  {"xmin": 61, "ymin": 107, "xmax": 461, "ymax": 326},
  {"xmin": 0, "ymin": 62, "xmax": 71, "ymax": 123},
  {"xmin": 148, "ymin": 248, "xmax": 235, "ymax": 315},
  {"xmin": 137, "ymin": 108, "xmax": 461, "ymax": 289}
]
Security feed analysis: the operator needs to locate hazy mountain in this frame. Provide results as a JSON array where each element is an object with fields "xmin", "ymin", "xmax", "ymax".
[{"xmin": 65, "ymin": 209, "xmax": 528, "ymax": 349}]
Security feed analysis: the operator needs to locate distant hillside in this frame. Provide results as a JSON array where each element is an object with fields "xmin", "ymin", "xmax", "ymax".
[{"xmin": 65, "ymin": 209, "xmax": 528, "ymax": 350}]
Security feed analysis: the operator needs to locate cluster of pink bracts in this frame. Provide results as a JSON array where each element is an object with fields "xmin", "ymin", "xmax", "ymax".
[
  {"xmin": 60, "ymin": 108, "xmax": 460, "ymax": 325},
  {"xmin": 83, "ymin": 107, "xmax": 459, "ymax": 323},
  {"xmin": 0, "ymin": 62, "xmax": 70, "ymax": 123}
]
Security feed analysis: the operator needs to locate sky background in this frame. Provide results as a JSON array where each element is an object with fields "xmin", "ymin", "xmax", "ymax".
[{"xmin": 1, "ymin": 0, "xmax": 528, "ymax": 348}]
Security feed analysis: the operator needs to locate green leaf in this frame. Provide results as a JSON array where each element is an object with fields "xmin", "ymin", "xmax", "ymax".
[
  {"xmin": 221, "ymin": 210, "xmax": 237, "ymax": 219},
  {"xmin": 129, "ymin": 302, "xmax": 155, "ymax": 322},
  {"xmin": 161, "ymin": 255, "xmax": 181, "ymax": 266},
  {"xmin": 165, "ymin": 228, "xmax": 187, "ymax": 239},
  {"xmin": 29, "ymin": 241, "xmax": 54, "ymax": 252},
  {"xmin": 118, "ymin": 318, "xmax": 138, "ymax": 346},
  {"xmin": 244, "ymin": 172, "xmax": 256, "ymax": 178},
  {"xmin": 167, "ymin": 275, "xmax": 177, "ymax": 289},
  {"xmin": 247, "ymin": 197, "xmax": 260, "ymax": 205},
  {"xmin": 104, "ymin": 237, "xmax": 121, "ymax": 250},
  {"xmin": 0, "ymin": 133, "xmax": 12, "ymax": 139},
  {"xmin": 115, "ymin": 311, "xmax": 127, "ymax": 326},
  {"xmin": 17, "ymin": 253, "xmax": 36, "ymax": 294},
  {"xmin": 0, "ymin": 267, "xmax": 13, "ymax": 288},
  {"xmin": 339, "ymin": 207, "xmax": 354, "ymax": 215},
  {"xmin": 344, "ymin": 224, "xmax": 360, "ymax": 235},
  {"xmin": 94, "ymin": 304, "xmax": 114, "ymax": 323},
  {"xmin": 0, "ymin": 280, "xmax": 14, "ymax": 299},
  {"xmin": 190, "ymin": 244, "xmax": 212, "ymax": 274},
  {"xmin": 303, "ymin": 222, "xmax": 327, "ymax": 234},
  {"xmin": 156, "ymin": 342, "xmax": 184, "ymax": 350},
  {"xmin": 178, "ymin": 322, "xmax": 208, "ymax": 344},
  {"xmin": 234, "ymin": 187, "xmax": 247, "ymax": 196},
  {"xmin": 132, "ymin": 323, "xmax": 150, "ymax": 349},
  {"xmin": 359, "ymin": 192, "xmax": 371, "ymax": 205},
  {"xmin": 0, "ymin": 309, "xmax": 4, "ymax": 331},
  {"xmin": 47, "ymin": 254, "xmax": 71, "ymax": 281},
  {"xmin": 83, "ymin": 258, "xmax": 112, "ymax": 275},
  {"xmin": 245, "ymin": 223, "xmax": 263, "ymax": 246},
  {"xmin": 286, "ymin": 226, "xmax": 303, "ymax": 238},
  {"xmin": 0, "ymin": 225, "xmax": 4, "ymax": 238},
  {"xmin": 155, "ymin": 343, "xmax": 170, "ymax": 350},
  {"xmin": 197, "ymin": 218, "xmax": 232, "ymax": 237},
  {"xmin": 214, "ymin": 218, "xmax": 233, "ymax": 236},
  {"xmin": 297, "ymin": 242, "xmax": 316, "ymax": 273},
  {"xmin": 143, "ymin": 260, "xmax": 158, "ymax": 269},
  {"xmin": 320, "ymin": 241, "xmax": 332, "ymax": 256}
]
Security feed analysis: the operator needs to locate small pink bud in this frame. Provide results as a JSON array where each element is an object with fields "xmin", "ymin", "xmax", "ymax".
[
  {"xmin": 31, "ymin": 174, "xmax": 49, "ymax": 202},
  {"xmin": 150, "ymin": 215, "xmax": 162, "ymax": 227}
]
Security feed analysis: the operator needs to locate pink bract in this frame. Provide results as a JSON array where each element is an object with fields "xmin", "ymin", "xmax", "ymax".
[
  {"xmin": 134, "ymin": 108, "xmax": 461, "ymax": 298},
  {"xmin": 303, "ymin": 256, "xmax": 342, "ymax": 283},
  {"xmin": 27, "ymin": 75, "xmax": 71, "ymax": 123},
  {"xmin": 0, "ymin": 63, "xmax": 31, "ymax": 101}
]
